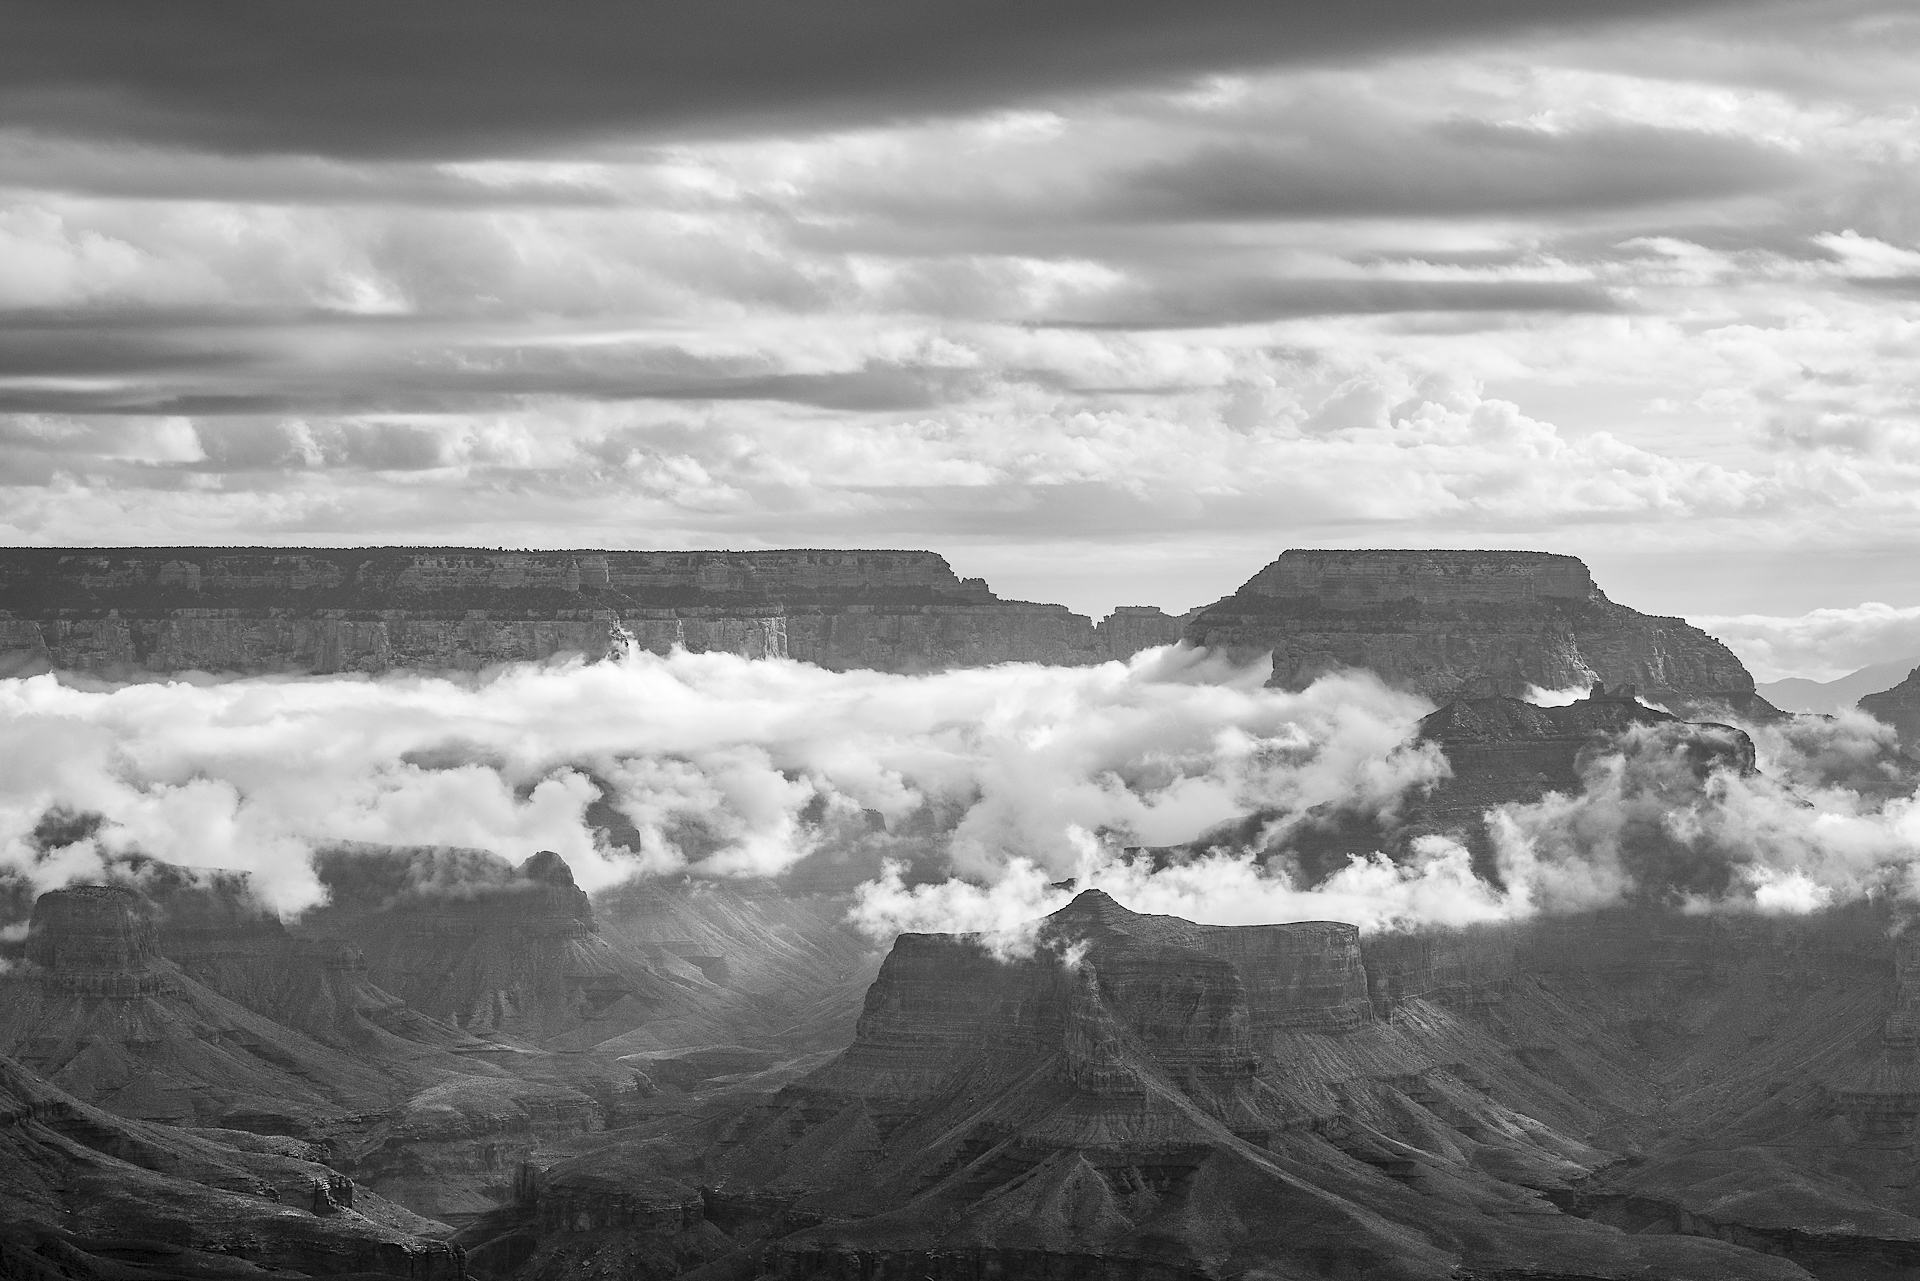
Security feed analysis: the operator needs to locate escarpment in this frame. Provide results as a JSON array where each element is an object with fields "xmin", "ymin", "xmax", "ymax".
[
  {"xmin": 1184, "ymin": 549, "xmax": 1771, "ymax": 717},
  {"xmin": 0, "ymin": 547, "xmax": 1181, "ymax": 675}
]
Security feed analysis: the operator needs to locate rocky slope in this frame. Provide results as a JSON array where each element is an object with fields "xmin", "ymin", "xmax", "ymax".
[
  {"xmin": 0, "ymin": 547, "xmax": 1183, "ymax": 676},
  {"xmin": 469, "ymin": 891, "xmax": 1917, "ymax": 1281},
  {"xmin": 0, "ymin": 1053, "xmax": 462, "ymax": 1280},
  {"xmin": 1184, "ymin": 549, "xmax": 1772, "ymax": 717}
]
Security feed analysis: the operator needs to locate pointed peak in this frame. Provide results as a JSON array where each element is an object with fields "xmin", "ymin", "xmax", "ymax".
[
  {"xmin": 1052, "ymin": 888, "xmax": 1132, "ymax": 921},
  {"xmin": 516, "ymin": 850, "xmax": 576, "ymax": 888}
]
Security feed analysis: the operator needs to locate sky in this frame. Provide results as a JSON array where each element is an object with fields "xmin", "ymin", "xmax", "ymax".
[{"xmin": 2, "ymin": 0, "xmax": 1918, "ymax": 678}]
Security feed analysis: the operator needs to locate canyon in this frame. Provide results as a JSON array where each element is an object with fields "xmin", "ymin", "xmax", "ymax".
[
  {"xmin": 3, "ymin": 694, "xmax": 1916, "ymax": 1279},
  {"xmin": 2, "ymin": 544, "xmax": 1903, "ymax": 1280}
]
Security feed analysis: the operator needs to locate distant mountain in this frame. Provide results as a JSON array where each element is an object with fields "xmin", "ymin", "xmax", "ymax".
[{"xmin": 1759, "ymin": 657, "xmax": 1920, "ymax": 714}]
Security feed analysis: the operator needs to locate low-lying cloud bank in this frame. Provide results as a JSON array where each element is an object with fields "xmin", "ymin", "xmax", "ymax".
[
  {"xmin": 0, "ymin": 646, "xmax": 1441, "ymax": 917},
  {"xmin": 5, "ymin": 647, "xmax": 1919, "ymax": 940},
  {"xmin": 853, "ymin": 707, "xmax": 1920, "ymax": 940}
]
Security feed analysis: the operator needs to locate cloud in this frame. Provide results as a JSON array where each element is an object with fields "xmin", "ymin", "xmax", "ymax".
[
  {"xmin": 856, "ymin": 703, "xmax": 1920, "ymax": 941},
  {"xmin": 0, "ymin": 647, "xmax": 1446, "ymax": 918},
  {"xmin": 0, "ymin": 2, "xmax": 1915, "ymax": 621},
  {"xmin": 1115, "ymin": 121, "xmax": 1804, "ymax": 222},
  {"xmin": 1489, "ymin": 717, "xmax": 1920, "ymax": 913},
  {"xmin": 1696, "ymin": 603, "xmax": 1920, "ymax": 683},
  {"xmin": 0, "ymin": 0, "xmax": 1759, "ymax": 159}
]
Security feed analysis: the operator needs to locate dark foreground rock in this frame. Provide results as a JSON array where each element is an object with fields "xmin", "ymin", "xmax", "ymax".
[{"xmin": 0, "ymin": 1053, "xmax": 461, "ymax": 1280}]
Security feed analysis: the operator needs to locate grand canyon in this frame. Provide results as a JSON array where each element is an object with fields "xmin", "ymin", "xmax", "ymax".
[{"xmin": 2, "ymin": 547, "xmax": 1915, "ymax": 1281}]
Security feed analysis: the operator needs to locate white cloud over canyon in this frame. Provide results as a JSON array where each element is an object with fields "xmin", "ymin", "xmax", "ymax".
[{"xmin": 6, "ymin": 649, "xmax": 1920, "ymax": 940}]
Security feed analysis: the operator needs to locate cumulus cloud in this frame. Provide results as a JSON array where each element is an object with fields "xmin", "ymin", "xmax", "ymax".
[
  {"xmin": 7, "ymin": 642, "xmax": 1920, "ymax": 943},
  {"xmin": 0, "ymin": 647, "xmax": 1445, "ymax": 917},
  {"xmin": 856, "ymin": 702, "xmax": 1920, "ymax": 940},
  {"xmin": 1489, "ymin": 717, "xmax": 1920, "ymax": 914}
]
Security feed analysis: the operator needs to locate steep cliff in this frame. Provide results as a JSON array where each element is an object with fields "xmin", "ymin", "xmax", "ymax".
[
  {"xmin": 0, "ymin": 547, "xmax": 1177, "ymax": 675},
  {"xmin": 1184, "ymin": 549, "xmax": 1771, "ymax": 717}
]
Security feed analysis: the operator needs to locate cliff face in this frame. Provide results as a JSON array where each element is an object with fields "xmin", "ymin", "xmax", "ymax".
[
  {"xmin": 0, "ymin": 547, "xmax": 1177, "ymax": 675},
  {"xmin": 1184, "ymin": 549, "xmax": 1769, "ymax": 717}
]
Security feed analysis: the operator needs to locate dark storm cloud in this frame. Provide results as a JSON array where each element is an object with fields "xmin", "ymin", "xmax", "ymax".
[
  {"xmin": 1117, "ymin": 121, "xmax": 1805, "ymax": 221},
  {"xmin": 1847, "ymin": 276, "xmax": 1920, "ymax": 299},
  {"xmin": 1, "ymin": 0, "xmax": 1760, "ymax": 159},
  {"xmin": 1040, "ymin": 278, "xmax": 1622, "ymax": 330},
  {"xmin": 0, "ymin": 309, "xmax": 984, "ymax": 417},
  {"xmin": 0, "ymin": 139, "xmax": 624, "ymax": 206}
]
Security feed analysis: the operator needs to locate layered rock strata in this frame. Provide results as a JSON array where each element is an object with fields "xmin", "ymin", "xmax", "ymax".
[
  {"xmin": 1185, "ymin": 549, "xmax": 1771, "ymax": 716},
  {"xmin": 0, "ymin": 547, "xmax": 1180, "ymax": 675}
]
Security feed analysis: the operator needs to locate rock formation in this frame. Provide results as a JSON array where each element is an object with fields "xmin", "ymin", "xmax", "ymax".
[
  {"xmin": 1860, "ymin": 665, "xmax": 1920, "ymax": 754},
  {"xmin": 469, "ymin": 892, "xmax": 1918, "ymax": 1281},
  {"xmin": 0, "ymin": 547, "xmax": 1180, "ymax": 676},
  {"xmin": 1184, "ymin": 549, "xmax": 1773, "ymax": 717}
]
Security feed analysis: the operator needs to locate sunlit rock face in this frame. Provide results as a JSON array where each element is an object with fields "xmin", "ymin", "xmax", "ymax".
[
  {"xmin": 1185, "ymin": 549, "xmax": 1769, "ymax": 718},
  {"xmin": 0, "ymin": 546, "xmax": 1158, "ymax": 674}
]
